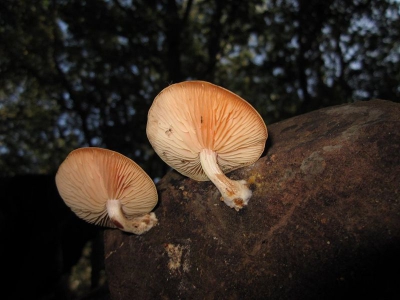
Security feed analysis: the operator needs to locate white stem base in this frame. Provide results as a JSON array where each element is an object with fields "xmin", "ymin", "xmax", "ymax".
[
  {"xmin": 200, "ymin": 149, "xmax": 252, "ymax": 211},
  {"xmin": 107, "ymin": 199, "xmax": 158, "ymax": 234}
]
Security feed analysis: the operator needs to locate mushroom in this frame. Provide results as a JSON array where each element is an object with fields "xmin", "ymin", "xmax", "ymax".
[
  {"xmin": 55, "ymin": 147, "xmax": 158, "ymax": 234},
  {"xmin": 146, "ymin": 80, "xmax": 267, "ymax": 211}
]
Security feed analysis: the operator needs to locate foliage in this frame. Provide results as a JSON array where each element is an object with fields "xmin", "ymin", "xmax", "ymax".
[{"xmin": 0, "ymin": 0, "xmax": 399, "ymax": 178}]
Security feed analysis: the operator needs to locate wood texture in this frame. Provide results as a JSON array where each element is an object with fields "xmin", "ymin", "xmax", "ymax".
[{"xmin": 104, "ymin": 99, "xmax": 400, "ymax": 300}]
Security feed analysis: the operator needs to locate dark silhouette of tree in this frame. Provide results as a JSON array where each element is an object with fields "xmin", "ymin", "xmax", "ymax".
[{"xmin": 0, "ymin": 0, "xmax": 399, "ymax": 179}]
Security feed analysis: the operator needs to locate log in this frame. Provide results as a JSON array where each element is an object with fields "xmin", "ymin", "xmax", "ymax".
[{"xmin": 104, "ymin": 99, "xmax": 400, "ymax": 300}]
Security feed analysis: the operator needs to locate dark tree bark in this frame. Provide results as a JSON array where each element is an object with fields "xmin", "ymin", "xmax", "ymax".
[{"xmin": 104, "ymin": 99, "xmax": 400, "ymax": 300}]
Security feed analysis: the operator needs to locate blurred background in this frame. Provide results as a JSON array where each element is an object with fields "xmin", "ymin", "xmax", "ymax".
[{"xmin": 0, "ymin": 0, "xmax": 399, "ymax": 299}]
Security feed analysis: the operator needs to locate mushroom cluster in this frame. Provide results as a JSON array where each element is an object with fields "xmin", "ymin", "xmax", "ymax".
[
  {"xmin": 55, "ymin": 147, "xmax": 158, "ymax": 235},
  {"xmin": 55, "ymin": 80, "xmax": 267, "ymax": 235},
  {"xmin": 146, "ymin": 80, "xmax": 268, "ymax": 211}
]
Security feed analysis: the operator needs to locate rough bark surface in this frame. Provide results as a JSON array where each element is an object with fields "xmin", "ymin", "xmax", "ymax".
[{"xmin": 104, "ymin": 100, "xmax": 400, "ymax": 300}]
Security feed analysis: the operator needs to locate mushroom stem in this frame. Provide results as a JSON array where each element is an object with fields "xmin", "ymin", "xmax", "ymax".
[
  {"xmin": 199, "ymin": 149, "xmax": 252, "ymax": 211},
  {"xmin": 106, "ymin": 200, "xmax": 158, "ymax": 234}
]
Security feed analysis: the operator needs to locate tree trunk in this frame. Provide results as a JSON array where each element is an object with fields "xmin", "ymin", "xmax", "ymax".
[{"xmin": 104, "ymin": 99, "xmax": 400, "ymax": 300}]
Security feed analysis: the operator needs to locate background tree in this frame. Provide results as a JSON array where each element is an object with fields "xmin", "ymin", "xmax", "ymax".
[{"xmin": 0, "ymin": 0, "xmax": 399, "ymax": 179}]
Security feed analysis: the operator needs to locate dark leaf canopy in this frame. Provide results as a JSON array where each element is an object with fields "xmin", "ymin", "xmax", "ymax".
[{"xmin": 0, "ymin": 0, "xmax": 399, "ymax": 177}]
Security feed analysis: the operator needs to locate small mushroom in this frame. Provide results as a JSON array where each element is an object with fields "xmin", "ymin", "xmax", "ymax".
[
  {"xmin": 55, "ymin": 147, "xmax": 158, "ymax": 234},
  {"xmin": 146, "ymin": 80, "xmax": 268, "ymax": 211}
]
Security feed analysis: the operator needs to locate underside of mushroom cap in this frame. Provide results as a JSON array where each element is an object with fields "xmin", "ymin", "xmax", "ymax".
[
  {"xmin": 55, "ymin": 147, "xmax": 158, "ymax": 228},
  {"xmin": 146, "ymin": 81, "xmax": 268, "ymax": 181}
]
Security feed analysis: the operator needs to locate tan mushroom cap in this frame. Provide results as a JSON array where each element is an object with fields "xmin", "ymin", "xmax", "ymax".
[
  {"xmin": 55, "ymin": 147, "xmax": 158, "ymax": 229},
  {"xmin": 146, "ymin": 80, "xmax": 268, "ymax": 181}
]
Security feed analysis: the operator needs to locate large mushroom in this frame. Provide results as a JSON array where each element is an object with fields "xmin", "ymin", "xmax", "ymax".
[
  {"xmin": 146, "ymin": 80, "xmax": 268, "ymax": 211},
  {"xmin": 55, "ymin": 147, "xmax": 158, "ymax": 234}
]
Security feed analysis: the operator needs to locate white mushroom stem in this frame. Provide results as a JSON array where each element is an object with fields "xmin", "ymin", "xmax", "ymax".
[
  {"xmin": 106, "ymin": 199, "xmax": 158, "ymax": 234},
  {"xmin": 199, "ymin": 148, "xmax": 252, "ymax": 211}
]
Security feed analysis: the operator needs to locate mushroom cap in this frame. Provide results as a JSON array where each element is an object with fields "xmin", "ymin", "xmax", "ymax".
[
  {"xmin": 146, "ymin": 80, "xmax": 268, "ymax": 181},
  {"xmin": 55, "ymin": 147, "xmax": 158, "ymax": 228}
]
